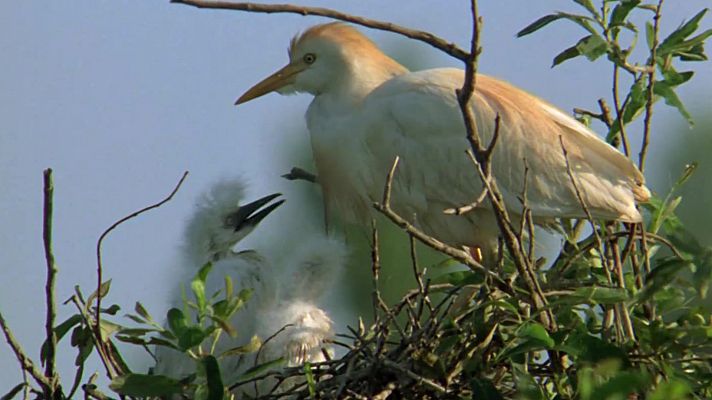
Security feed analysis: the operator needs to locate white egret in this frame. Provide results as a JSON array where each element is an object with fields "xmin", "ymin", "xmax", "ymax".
[
  {"xmin": 155, "ymin": 178, "xmax": 346, "ymax": 394},
  {"xmin": 236, "ymin": 23, "xmax": 650, "ymax": 259}
]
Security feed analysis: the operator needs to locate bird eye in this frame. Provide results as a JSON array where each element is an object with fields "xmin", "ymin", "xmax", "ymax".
[{"xmin": 303, "ymin": 53, "xmax": 317, "ymax": 64}]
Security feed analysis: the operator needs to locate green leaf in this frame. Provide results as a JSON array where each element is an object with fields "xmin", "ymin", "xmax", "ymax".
[
  {"xmin": 221, "ymin": 335, "xmax": 262, "ymax": 358},
  {"xmin": 607, "ymin": 78, "xmax": 646, "ymax": 138},
  {"xmin": 559, "ymin": 331, "xmax": 629, "ymax": 366},
  {"xmin": 562, "ymin": 286, "xmax": 629, "ymax": 304},
  {"xmin": 645, "ymin": 20, "xmax": 655, "ymax": 50},
  {"xmin": 679, "ymin": 42, "xmax": 710, "ymax": 61},
  {"xmin": 86, "ymin": 279, "xmax": 112, "ymax": 308},
  {"xmin": 203, "ymin": 355, "xmax": 225, "ymax": 400},
  {"xmin": 117, "ymin": 327, "xmax": 157, "ymax": 336},
  {"xmin": 40, "ymin": 314, "xmax": 82, "ymax": 364},
  {"xmin": 577, "ymin": 33, "xmax": 609, "ymax": 61},
  {"xmin": 110, "ymin": 373, "xmax": 183, "ymax": 396},
  {"xmin": 517, "ymin": 14, "xmax": 564, "ymax": 37},
  {"xmin": 125, "ymin": 314, "xmax": 146, "ymax": 325},
  {"xmin": 573, "ymin": 0, "xmax": 598, "ymax": 17},
  {"xmin": 97, "ymin": 318, "xmax": 120, "ymax": 335},
  {"xmin": 497, "ymin": 323, "xmax": 554, "ymax": 361},
  {"xmin": 552, "ymin": 43, "xmax": 582, "ymax": 67},
  {"xmin": 649, "ymin": 379, "xmax": 693, "ymax": 400},
  {"xmin": 224, "ymin": 275, "xmax": 234, "ymax": 300},
  {"xmin": 520, "ymin": 323, "xmax": 555, "ymax": 348},
  {"xmin": 660, "ymin": 68, "xmax": 694, "ymax": 86},
  {"xmin": 591, "ymin": 371, "xmax": 650, "ymax": 399},
  {"xmin": 115, "ymin": 335, "xmax": 148, "ymax": 345},
  {"xmin": 102, "ymin": 304, "xmax": 120, "ymax": 315},
  {"xmin": 147, "ymin": 336, "xmax": 179, "ymax": 349},
  {"xmin": 1, "ymin": 383, "xmax": 25, "ymax": 400},
  {"xmin": 471, "ymin": 378, "xmax": 504, "ymax": 400},
  {"xmin": 236, "ymin": 288, "xmax": 253, "ymax": 305},
  {"xmin": 135, "ymin": 302, "xmax": 152, "ymax": 322},
  {"xmin": 236, "ymin": 358, "xmax": 286, "ymax": 381},
  {"xmin": 192, "ymin": 263, "xmax": 213, "ymax": 313},
  {"xmin": 209, "ymin": 315, "xmax": 237, "ymax": 338},
  {"xmin": 435, "ymin": 270, "xmax": 484, "ymax": 286},
  {"xmin": 638, "ymin": 258, "xmax": 692, "ymax": 302},
  {"xmin": 517, "ymin": 12, "xmax": 596, "ymax": 37},
  {"xmin": 178, "ymin": 327, "xmax": 209, "ymax": 351},
  {"xmin": 75, "ymin": 339, "xmax": 94, "ymax": 366},
  {"xmin": 212, "ymin": 300, "xmax": 229, "ymax": 319},
  {"xmin": 658, "ymin": 9, "xmax": 709, "ymax": 56},
  {"xmin": 610, "ymin": 0, "xmax": 640, "ymax": 27},
  {"xmin": 167, "ymin": 308, "xmax": 188, "ymax": 335},
  {"xmin": 653, "ymin": 81, "xmax": 693, "ymax": 124}
]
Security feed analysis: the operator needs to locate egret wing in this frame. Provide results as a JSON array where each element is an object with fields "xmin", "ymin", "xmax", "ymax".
[{"xmin": 361, "ymin": 68, "xmax": 647, "ymax": 224}]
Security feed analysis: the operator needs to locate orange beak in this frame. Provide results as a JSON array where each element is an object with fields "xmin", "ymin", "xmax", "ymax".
[{"xmin": 235, "ymin": 62, "xmax": 306, "ymax": 105}]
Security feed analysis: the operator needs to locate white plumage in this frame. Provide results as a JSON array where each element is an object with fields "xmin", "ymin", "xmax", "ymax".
[
  {"xmin": 237, "ymin": 23, "xmax": 650, "ymax": 257},
  {"xmin": 154, "ymin": 178, "xmax": 346, "ymax": 394}
]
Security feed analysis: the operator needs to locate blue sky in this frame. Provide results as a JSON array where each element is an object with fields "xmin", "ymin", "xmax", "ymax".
[{"xmin": 1, "ymin": 0, "xmax": 710, "ymax": 391}]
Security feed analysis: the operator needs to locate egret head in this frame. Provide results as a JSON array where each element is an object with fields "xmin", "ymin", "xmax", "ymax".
[{"xmin": 236, "ymin": 23, "xmax": 407, "ymax": 104}]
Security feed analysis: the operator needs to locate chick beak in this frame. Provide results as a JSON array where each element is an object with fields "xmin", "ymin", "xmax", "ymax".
[{"xmin": 235, "ymin": 62, "xmax": 305, "ymax": 105}]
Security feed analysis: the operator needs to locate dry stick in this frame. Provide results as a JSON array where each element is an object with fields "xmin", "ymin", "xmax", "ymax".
[
  {"xmin": 409, "ymin": 235, "xmax": 425, "ymax": 295},
  {"xmin": 465, "ymin": 148, "xmax": 553, "ymax": 330},
  {"xmin": 597, "ymin": 99, "xmax": 614, "ymax": 130},
  {"xmin": 41, "ymin": 169, "xmax": 60, "ymax": 399},
  {"xmin": 370, "ymin": 220, "xmax": 381, "ymax": 323},
  {"xmin": 639, "ymin": 0, "xmax": 665, "ymax": 173},
  {"xmin": 408, "ymin": 235, "xmax": 432, "ymax": 321},
  {"xmin": 171, "ymin": 0, "xmax": 468, "ymax": 61},
  {"xmin": 381, "ymin": 359, "xmax": 447, "ymax": 394},
  {"xmin": 0, "ymin": 313, "xmax": 51, "ymax": 390},
  {"xmin": 518, "ymin": 159, "xmax": 536, "ymax": 266},
  {"xmin": 457, "ymin": 1, "xmax": 554, "ymax": 331},
  {"xmin": 444, "ymin": 187, "xmax": 489, "ymax": 215},
  {"xmin": 374, "ymin": 158, "xmax": 510, "ymax": 287},
  {"xmin": 94, "ymin": 171, "xmax": 189, "ymax": 378},
  {"xmin": 559, "ymin": 137, "xmax": 620, "ymax": 340},
  {"xmin": 559, "ymin": 137, "xmax": 634, "ymax": 342},
  {"xmin": 248, "ymin": 322, "xmax": 294, "ymax": 395},
  {"xmin": 608, "ymin": 229, "xmax": 636, "ymax": 341}
]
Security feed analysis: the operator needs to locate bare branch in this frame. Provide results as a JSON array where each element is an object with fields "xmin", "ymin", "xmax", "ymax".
[
  {"xmin": 171, "ymin": 0, "xmax": 468, "ymax": 60},
  {"xmin": 611, "ymin": 67, "xmax": 633, "ymax": 157},
  {"xmin": 41, "ymin": 169, "xmax": 59, "ymax": 398},
  {"xmin": 0, "ymin": 312, "xmax": 51, "ymax": 390},
  {"xmin": 639, "ymin": 0, "xmax": 665, "ymax": 172},
  {"xmin": 382, "ymin": 359, "xmax": 447, "ymax": 393}
]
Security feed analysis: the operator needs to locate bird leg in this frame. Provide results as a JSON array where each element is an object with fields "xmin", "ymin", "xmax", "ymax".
[
  {"xmin": 282, "ymin": 167, "xmax": 318, "ymax": 183},
  {"xmin": 468, "ymin": 246, "xmax": 484, "ymax": 264}
]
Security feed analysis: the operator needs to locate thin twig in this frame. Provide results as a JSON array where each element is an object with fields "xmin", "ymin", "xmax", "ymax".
[
  {"xmin": 611, "ymin": 67, "xmax": 632, "ymax": 156},
  {"xmin": 95, "ymin": 171, "xmax": 189, "ymax": 377},
  {"xmin": 371, "ymin": 220, "xmax": 381, "ymax": 323},
  {"xmin": 639, "ymin": 0, "xmax": 665, "ymax": 172},
  {"xmin": 374, "ymin": 159, "xmax": 501, "ymax": 279},
  {"xmin": 171, "ymin": 0, "xmax": 469, "ymax": 60}
]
